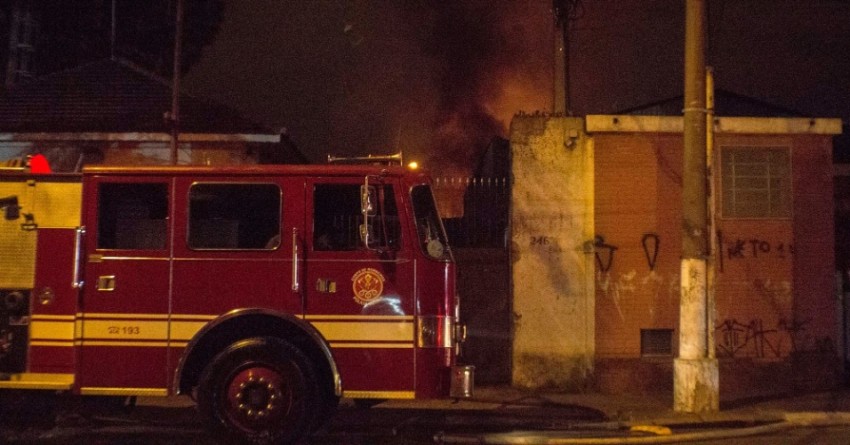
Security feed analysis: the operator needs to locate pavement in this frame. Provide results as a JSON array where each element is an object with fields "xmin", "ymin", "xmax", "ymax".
[
  {"xmin": 376, "ymin": 385, "xmax": 850, "ymax": 444},
  {"xmin": 5, "ymin": 385, "xmax": 850, "ymax": 444}
]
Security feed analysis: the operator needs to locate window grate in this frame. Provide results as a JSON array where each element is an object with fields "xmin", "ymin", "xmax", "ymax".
[{"xmin": 720, "ymin": 146, "xmax": 791, "ymax": 218}]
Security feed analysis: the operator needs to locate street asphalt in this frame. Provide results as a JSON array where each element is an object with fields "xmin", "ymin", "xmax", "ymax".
[{"xmin": 3, "ymin": 385, "xmax": 850, "ymax": 443}]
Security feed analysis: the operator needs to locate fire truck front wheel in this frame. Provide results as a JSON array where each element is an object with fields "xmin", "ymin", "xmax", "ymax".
[{"xmin": 197, "ymin": 337, "xmax": 319, "ymax": 445}]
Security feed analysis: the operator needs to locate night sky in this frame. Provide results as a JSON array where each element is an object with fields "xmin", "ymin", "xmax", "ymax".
[{"xmin": 182, "ymin": 0, "xmax": 850, "ymax": 173}]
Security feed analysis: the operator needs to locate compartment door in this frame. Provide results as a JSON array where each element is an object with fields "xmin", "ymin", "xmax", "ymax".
[{"xmin": 77, "ymin": 179, "xmax": 172, "ymax": 395}]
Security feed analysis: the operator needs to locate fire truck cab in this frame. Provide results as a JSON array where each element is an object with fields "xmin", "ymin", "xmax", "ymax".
[{"xmin": 0, "ymin": 163, "xmax": 471, "ymax": 444}]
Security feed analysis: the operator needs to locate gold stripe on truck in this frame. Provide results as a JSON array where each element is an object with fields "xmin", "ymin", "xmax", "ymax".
[
  {"xmin": 0, "ymin": 373, "xmax": 74, "ymax": 390},
  {"xmin": 51, "ymin": 313, "xmax": 417, "ymax": 348}
]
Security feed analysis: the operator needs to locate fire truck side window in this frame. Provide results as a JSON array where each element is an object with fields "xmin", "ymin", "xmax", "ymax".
[
  {"xmin": 313, "ymin": 184, "xmax": 400, "ymax": 251},
  {"xmin": 97, "ymin": 183, "xmax": 168, "ymax": 250},
  {"xmin": 188, "ymin": 183, "xmax": 281, "ymax": 250}
]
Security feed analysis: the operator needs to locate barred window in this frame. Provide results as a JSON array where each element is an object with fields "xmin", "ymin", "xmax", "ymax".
[{"xmin": 721, "ymin": 147, "xmax": 791, "ymax": 218}]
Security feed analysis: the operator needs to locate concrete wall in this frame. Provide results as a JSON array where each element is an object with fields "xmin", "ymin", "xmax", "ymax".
[
  {"xmin": 1, "ymin": 140, "xmax": 259, "ymax": 172},
  {"xmin": 509, "ymin": 116, "xmax": 595, "ymax": 390},
  {"xmin": 586, "ymin": 115, "xmax": 841, "ymax": 396},
  {"xmin": 508, "ymin": 114, "xmax": 840, "ymax": 395},
  {"xmin": 103, "ymin": 141, "xmax": 257, "ymax": 166},
  {"xmin": 593, "ymin": 133, "xmax": 682, "ymax": 359},
  {"xmin": 790, "ymin": 134, "xmax": 839, "ymax": 391}
]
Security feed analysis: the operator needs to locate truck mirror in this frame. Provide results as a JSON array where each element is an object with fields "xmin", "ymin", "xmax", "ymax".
[
  {"xmin": 360, "ymin": 185, "xmax": 376, "ymax": 217},
  {"xmin": 360, "ymin": 181, "xmax": 378, "ymax": 249},
  {"xmin": 359, "ymin": 223, "xmax": 376, "ymax": 249}
]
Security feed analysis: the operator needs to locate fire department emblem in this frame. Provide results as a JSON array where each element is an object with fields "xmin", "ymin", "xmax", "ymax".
[{"xmin": 352, "ymin": 268, "xmax": 384, "ymax": 305}]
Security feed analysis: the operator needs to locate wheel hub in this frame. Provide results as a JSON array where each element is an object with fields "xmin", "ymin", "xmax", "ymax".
[
  {"xmin": 226, "ymin": 367, "xmax": 288, "ymax": 425},
  {"xmin": 237, "ymin": 373, "xmax": 279, "ymax": 417}
]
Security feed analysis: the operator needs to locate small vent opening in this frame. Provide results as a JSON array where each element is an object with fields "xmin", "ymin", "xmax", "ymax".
[{"xmin": 641, "ymin": 328, "xmax": 673, "ymax": 356}]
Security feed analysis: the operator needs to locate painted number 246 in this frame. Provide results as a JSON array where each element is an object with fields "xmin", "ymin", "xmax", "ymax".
[{"xmin": 530, "ymin": 236, "xmax": 551, "ymax": 246}]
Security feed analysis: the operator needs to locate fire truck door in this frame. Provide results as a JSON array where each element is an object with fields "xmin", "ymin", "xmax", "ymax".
[
  {"xmin": 78, "ymin": 180, "xmax": 171, "ymax": 395},
  {"xmin": 304, "ymin": 178, "xmax": 416, "ymax": 396}
]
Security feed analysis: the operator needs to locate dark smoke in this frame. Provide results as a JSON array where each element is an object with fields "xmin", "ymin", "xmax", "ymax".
[
  {"xmin": 184, "ymin": 1, "xmax": 552, "ymax": 173},
  {"xmin": 405, "ymin": 1, "xmax": 548, "ymax": 172},
  {"xmin": 419, "ymin": 2, "xmax": 506, "ymax": 171}
]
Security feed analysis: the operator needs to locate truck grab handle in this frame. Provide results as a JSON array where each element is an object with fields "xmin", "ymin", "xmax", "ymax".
[
  {"xmin": 72, "ymin": 227, "xmax": 85, "ymax": 289},
  {"xmin": 291, "ymin": 227, "xmax": 299, "ymax": 292}
]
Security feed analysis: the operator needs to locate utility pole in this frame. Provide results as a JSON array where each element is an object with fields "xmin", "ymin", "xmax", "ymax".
[
  {"xmin": 110, "ymin": 0, "xmax": 116, "ymax": 60},
  {"xmin": 5, "ymin": 0, "xmax": 35, "ymax": 90},
  {"xmin": 705, "ymin": 66, "xmax": 716, "ymax": 370},
  {"xmin": 552, "ymin": 0, "xmax": 573, "ymax": 114},
  {"xmin": 169, "ymin": 0, "xmax": 183, "ymax": 165},
  {"xmin": 674, "ymin": 0, "xmax": 719, "ymax": 413}
]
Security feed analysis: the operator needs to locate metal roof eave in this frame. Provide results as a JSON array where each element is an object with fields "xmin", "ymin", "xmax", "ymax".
[
  {"xmin": 0, "ymin": 132, "xmax": 281, "ymax": 143},
  {"xmin": 586, "ymin": 115, "xmax": 843, "ymax": 135}
]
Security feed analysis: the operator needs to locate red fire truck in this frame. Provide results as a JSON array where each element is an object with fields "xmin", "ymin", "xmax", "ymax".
[{"xmin": 0, "ymin": 161, "xmax": 471, "ymax": 444}]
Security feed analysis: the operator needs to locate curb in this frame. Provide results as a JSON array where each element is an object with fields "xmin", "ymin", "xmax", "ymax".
[
  {"xmin": 435, "ymin": 411, "xmax": 850, "ymax": 445},
  {"xmin": 782, "ymin": 411, "xmax": 850, "ymax": 426}
]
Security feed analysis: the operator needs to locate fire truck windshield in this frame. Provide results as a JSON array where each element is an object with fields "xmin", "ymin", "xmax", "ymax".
[{"xmin": 411, "ymin": 185, "xmax": 451, "ymax": 261}]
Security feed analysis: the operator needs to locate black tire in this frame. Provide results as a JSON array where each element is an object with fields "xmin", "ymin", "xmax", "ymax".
[
  {"xmin": 310, "ymin": 386, "xmax": 340, "ymax": 433},
  {"xmin": 197, "ymin": 337, "xmax": 319, "ymax": 445},
  {"xmin": 353, "ymin": 398, "xmax": 385, "ymax": 409}
]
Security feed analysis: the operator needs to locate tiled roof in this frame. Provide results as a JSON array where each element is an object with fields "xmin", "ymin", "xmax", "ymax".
[{"xmin": 0, "ymin": 58, "xmax": 273, "ymax": 135}]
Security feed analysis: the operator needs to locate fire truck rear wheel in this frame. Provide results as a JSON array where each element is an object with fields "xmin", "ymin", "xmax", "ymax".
[{"xmin": 197, "ymin": 337, "xmax": 319, "ymax": 445}]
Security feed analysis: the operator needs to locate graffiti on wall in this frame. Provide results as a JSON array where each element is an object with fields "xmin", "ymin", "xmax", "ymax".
[
  {"xmin": 594, "ymin": 233, "xmax": 671, "ymax": 321},
  {"xmin": 593, "ymin": 232, "xmax": 798, "ymax": 325},
  {"xmin": 715, "ymin": 318, "xmax": 806, "ymax": 358},
  {"xmin": 596, "ymin": 269, "xmax": 676, "ymax": 321},
  {"xmin": 642, "ymin": 233, "xmax": 660, "ymax": 271},
  {"xmin": 718, "ymin": 231, "xmax": 793, "ymax": 272},
  {"xmin": 593, "ymin": 236, "xmax": 617, "ymax": 272},
  {"xmin": 725, "ymin": 238, "xmax": 794, "ymax": 260}
]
